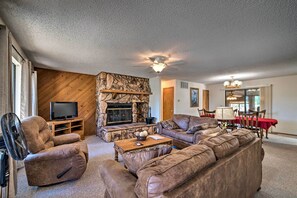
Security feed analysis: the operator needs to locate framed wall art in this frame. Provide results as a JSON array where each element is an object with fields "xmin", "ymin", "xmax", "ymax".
[{"xmin": 190, "ymin": 87, "xmax": 199, "ymax": 107}]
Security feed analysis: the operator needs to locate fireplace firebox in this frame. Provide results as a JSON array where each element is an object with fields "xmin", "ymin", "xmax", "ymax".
[{"xmin": 106, "ymin": 103, "xmax": 132, "ymax": 125}]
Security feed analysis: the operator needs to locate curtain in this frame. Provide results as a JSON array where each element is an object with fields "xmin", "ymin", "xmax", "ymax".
[
  {"xmin": 20, "ymin": 60, "xmax": 33, "ymax": 119},
  {"xmin": 260, "ymin": 85, "xmax": 273, "ymax": 130},
  {"xmin": 0, "ymin": 25, "xmax": 17, "ymax": 198},
  {"xmin": 31, "ymin": 70, "xmax": 38, "ymax": 116},
  {"xmin": 0, "ymin": 25, "xmax": 12, "ymax": 121}
]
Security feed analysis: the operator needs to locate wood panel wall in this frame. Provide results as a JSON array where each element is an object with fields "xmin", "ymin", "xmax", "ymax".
[{"xmin": 36, "ymin": 68, "xmax": 96, "ymax": 136}]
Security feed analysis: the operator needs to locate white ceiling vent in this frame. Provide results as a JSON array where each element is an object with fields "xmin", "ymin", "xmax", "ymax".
[{"xmin": 180, "ymin": 81, "xmax": 188, "ymax": 89}]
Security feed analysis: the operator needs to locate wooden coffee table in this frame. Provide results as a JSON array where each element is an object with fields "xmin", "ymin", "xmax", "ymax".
[{"xmin": 114, "ymin": 134, "xmax": 173, "ymax": 161}]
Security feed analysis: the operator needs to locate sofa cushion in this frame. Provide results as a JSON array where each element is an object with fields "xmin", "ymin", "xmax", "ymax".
[
  {"xmin": 135, "ymin": 144, "xmax": 216, "ymax": 198},
  {"xmin": 162, "ymin": 129, "xmax": 183, "ymax": 138},
  {"xmin": 161, "ymin": 120, "xmax": 179, "ymax": 130},
  {"xmin": 232, "ymin": 128, "xmax": 256, "ymax": 146},
  {"xmin": 175, "ymin": 131, "xmax": 195, "ymax": 143},
  {"xmin": 173, "ymin": 114, "xmax": 190, "ymax": 130},
  {"xmin": 199, "ymin": 126, "xmax": 222, "ymax": 135},
  {"xmin": 122, "ymin": 144, "xmax": 172, "ymax": 175},
  {"xmin": 201, "ymin": 134, "xmax": 239, "ymax": 159}
]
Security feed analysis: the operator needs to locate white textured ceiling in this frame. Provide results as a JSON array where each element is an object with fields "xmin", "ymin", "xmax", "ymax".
[{"xmin": 1, "ymin": 0, "xmax": 297, "ymax": 84}]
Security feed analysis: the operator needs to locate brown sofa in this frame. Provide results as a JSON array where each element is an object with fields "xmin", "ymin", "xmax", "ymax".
[
  {"xmin": 100, "ymin": 130, "xmax": 262, "ymax": 198},
  {"xmin": 157, "ymin": 114, "xmax": 221, "ymax": 148},
  {"xmin": 21, "ymin": 116, "xmax": 89, "ymax": 186}
]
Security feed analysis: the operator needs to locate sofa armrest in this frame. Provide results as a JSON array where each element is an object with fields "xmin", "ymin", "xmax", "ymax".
[
  {"xmin": 100, "ymin": 159, "xmax": 137, "ymax": 198},
  {"xmin": 193, "ymin": 131, "xmax": 202, "ymax": 144},
  {"xmin": 156, "ymin": 122, "xmax": 163, "ymax": 134},
  {"xmin": 53, "ymin": 133, "xmax": 81, "ymax": 146},
  {"xmin": 25, "ymin": 144, "xmax": 80, "ymax": 162}
]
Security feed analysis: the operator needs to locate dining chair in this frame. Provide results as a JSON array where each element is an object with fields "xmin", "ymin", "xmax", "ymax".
[
  {"xmin": 233, "ymin": 109, "xmax": 238, "ymax": 116},
  {"xmin": 226, "ymin": 109, "xmax": 239, "ymax": 130},
  {"xmin": 198, "ymin": 108, "xmax": 205, "ymax": 116},
  {"xmin": 238, "ymin": 112, "xmax": 260, "ymax": 138},
  {"xmin": 204, "ymin": 109, "xmax": 216, "ymax": 117},
  {"xmin": 238, "ymin": 111, "xmax": 245, "ymax": 116},
  {"xmin": 258, "ymin": 110, "xmax": 266, "ymax": 118},
  {"xmin": 248, "ymin": 109, "xmax": 266, "ymax": 118}
]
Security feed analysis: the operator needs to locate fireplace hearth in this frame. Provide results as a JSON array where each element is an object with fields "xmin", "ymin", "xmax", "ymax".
[{"xmin": 106, "ymin": 103, "xmax": 132, "ymax": 125}]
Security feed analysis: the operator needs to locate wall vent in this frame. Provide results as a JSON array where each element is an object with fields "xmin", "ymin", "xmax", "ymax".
[{"xmin": 180, "ymin": 81, "xmax": 188, "ymax": 89}]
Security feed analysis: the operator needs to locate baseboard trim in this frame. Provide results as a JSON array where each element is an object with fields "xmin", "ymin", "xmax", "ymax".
[{"xmin": 271, "ymin": 132, "xmax": 297, "ymax": 137}]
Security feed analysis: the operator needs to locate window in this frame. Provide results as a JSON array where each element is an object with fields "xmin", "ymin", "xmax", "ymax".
[
  {"xmin": 12, "ymin": 56, "xmax": 22, "ymax": 117},
  {"xmin": 225, "ymin": 88, "xmax": 261, "ymax": 113}
]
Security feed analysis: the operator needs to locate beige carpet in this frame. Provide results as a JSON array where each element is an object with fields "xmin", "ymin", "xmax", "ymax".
[{"xmin": 16, "ymin": 134, "xmax": 297, "ymax": 198}]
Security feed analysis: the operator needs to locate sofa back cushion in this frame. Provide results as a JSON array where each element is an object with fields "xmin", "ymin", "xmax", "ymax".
[
  {"xmin": 135, "ymin": 144, "xmax": 216, "ymax": 198},
  {"xmin": 21, "ymin": 116, "xmax": 54, "ymax": 154},
  {"xmin": 201, "ymin": 134, "xmax": 239, "ymax": 159},
  {"xmin": 122, "ymin": 144, "xmax": 172, "ymax": 175},
  {"xmin": 172, "ymin": 114, "xmax": 190, "ymax": 130},
  {"xmin": 188, "ymin": 116, "xmax": 218, "ymax": 129},
  {"xmin": 232, "ymin": 128, "xmax": 256, "ymax": 146}
]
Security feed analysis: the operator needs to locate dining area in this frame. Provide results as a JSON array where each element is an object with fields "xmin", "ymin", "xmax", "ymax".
[{"xmin": 198, "ymin": 107, "xmax": 278, "ymax": 139}]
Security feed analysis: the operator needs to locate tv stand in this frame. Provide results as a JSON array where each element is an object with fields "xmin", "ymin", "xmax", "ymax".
[{"xmin": 47, "ymin": 118, "xmax": 84, "ymax": 139}]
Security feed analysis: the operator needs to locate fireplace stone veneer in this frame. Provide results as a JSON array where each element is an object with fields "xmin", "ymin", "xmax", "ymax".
[{"xmin": 96, "ymin": 72, "xmax": 154, "ymax": 141}]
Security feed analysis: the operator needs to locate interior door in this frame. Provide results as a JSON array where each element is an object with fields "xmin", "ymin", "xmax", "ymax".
[
  {"xmin": 163, "ymin": 87, "xmax": 174, "ymax": 120},
  {"xmin": 203, "ymin": 90, "xmax": 209, "ymax": 110}
]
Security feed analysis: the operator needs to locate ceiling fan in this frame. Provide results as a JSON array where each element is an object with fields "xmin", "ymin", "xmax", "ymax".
[
  {"xmin": 133, "ymin": 54, "xmax": 185, "ymax": 73},
  {"xmin": 149, "ymin": 55, "xmax": 186, "ymax": 73}
]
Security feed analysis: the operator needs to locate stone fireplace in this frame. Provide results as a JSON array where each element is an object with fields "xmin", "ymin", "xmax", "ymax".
[{"xmin": 96, "ymin": 72, "xmax": 152, "ymax": 140}]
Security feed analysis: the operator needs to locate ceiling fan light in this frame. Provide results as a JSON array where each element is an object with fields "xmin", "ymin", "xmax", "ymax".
[
  {"xmin": 227, "ymin": 92, "xmax": 237, "ymax": 100},
  {"xmin": 152, "ymin": 63, "xmax": 166, "ymax": 73}
]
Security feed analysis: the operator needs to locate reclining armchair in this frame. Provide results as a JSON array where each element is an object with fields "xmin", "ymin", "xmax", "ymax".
[{"xmin": 21, "ymin": 116, "xmax": 88, "ymax": 186}]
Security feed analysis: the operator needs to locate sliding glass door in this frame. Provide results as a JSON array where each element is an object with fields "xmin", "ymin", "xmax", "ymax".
[{"xmin": 225, "ymin": 88, "xmax": 260, "ymax": 113}]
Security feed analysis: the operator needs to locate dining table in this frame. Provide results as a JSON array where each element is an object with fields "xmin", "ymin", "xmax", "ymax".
[{"xmin": 234, "ymin": 116, "xmax": 278, "ymax": 139}]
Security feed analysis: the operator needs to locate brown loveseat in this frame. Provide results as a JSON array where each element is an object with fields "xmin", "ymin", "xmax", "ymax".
[
  {"xmin": 100, "ymin": 130, "xmax": 262, "ymax": 198},
  {"xmin": 157, "ymin": 114, "xmax": 221, "ymax": 148},
  {"xmin": 21, "ymin": 116, "xmax": 89, "ymax": 186}
]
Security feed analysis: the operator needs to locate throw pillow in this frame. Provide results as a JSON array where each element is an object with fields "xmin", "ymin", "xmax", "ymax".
[
  {"xmin": 186, "ymin": 125, "xmax": 202, "ymax": 134},
  {"xmin": 161, "ymin": 120, "xmax": 179, "ymax": 130},
  {"xmin": 186, "ymin": 123, "xmax": 209, "ymax": 134},
  {"xmin": 122, "ymin": 144, "xmax": 172, "ymax": 175}
]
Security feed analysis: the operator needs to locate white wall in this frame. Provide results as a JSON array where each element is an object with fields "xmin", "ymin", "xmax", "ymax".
[
  {"xmin": 175, "ymin": 80, "xmax": 206, "ymax": 116},
  {"xmin": 159, "ymin": 79, "xmax": 206, "ymax": 119},
  {"xmin": 207, "ymin": 75, "xmax": 297, "ymax": 135},
  {"xmin": 149, "ymin": 77, "xmax": 162, "ymax": 122}
]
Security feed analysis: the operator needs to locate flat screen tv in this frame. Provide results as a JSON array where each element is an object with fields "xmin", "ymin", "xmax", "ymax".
[{"xmin": 50, "ymin": 102, "xmax": 78, "ymax": 120}]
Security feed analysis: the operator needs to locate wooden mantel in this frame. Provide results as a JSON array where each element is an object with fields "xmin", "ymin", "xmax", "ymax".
[{"xmin": 100, "ymin": 89, "xmax": 152, "ymax": 95}]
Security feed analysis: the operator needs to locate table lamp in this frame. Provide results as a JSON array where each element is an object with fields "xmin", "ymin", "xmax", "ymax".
[{"xmin": 215, "ymin": 107, "xmax": 235, "ymax": 129}]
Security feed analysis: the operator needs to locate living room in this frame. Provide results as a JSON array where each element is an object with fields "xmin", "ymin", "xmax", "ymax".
[{"xmin": 0, "ymin": 1, "xmax": 297, "ymax": 198}]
